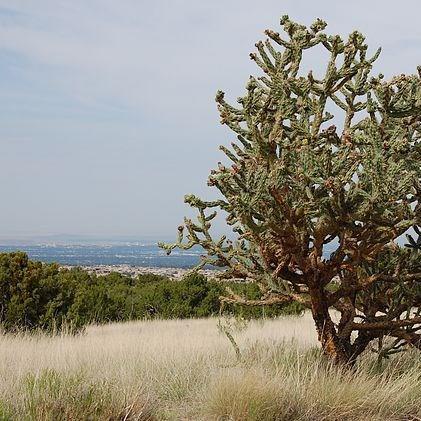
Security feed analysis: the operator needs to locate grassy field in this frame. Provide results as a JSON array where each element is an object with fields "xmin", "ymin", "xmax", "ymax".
[{"xmin": 0, "ymin": 314, "xmax": 419, "ymax": 420}]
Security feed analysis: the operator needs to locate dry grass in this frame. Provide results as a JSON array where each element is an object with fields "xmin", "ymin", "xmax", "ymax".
[{"xmin": 0, "ymin": 314, "xmax": 419, "ymax": 420}]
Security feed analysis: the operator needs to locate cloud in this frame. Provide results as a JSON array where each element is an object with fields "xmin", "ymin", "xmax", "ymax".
[
  {"xmin": 0, "ymin": 0, "xmax": 421, "ymax": 236},
  {"xmin": 1, "ymin": 1, "xmax": 420, "ymax": 111}
]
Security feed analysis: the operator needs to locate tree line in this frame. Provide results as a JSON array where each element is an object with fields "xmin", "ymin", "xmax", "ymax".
[{"xmin": 0, "ymin": 252, "xmax": 302, "ymax": 332}]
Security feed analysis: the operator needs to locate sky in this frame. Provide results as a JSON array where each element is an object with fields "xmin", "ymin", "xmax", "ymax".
[{"xmin": 0, "ymin": 0, "xmax": 421, "ymax": 240}]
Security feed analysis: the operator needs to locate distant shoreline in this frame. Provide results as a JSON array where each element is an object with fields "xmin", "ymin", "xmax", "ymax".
[
  {"xmin": 60, "ymin": 264, "xmax": 220, "ymax": 279},
  {"xmin": 0, "ymin": 243, "xmax": 203, "ymax": 268}
]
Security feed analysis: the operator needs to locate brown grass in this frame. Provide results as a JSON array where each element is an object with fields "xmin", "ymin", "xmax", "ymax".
[{"xmin": 0, "ymin": 314, "xmax": 419, "ymax": 420}]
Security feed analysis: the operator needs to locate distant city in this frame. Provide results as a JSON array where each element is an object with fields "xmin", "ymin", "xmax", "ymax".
[
  {"xmin": 0, "ymin": 241, "xmax": 202, "ymax": 268},
  {"xmin": 0, "ymin": 233, "xmax": 341, "ymax": 270}
]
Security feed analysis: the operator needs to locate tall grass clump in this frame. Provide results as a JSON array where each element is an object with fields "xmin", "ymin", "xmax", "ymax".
[
  {"xmin": 0, "ymin": 369, "xmax": 156, "ymax": 420},
  {"xmin": 203, "ymin": 344, "xmax": 421, "ymax": 421},
  {"xmin": 0, "ymin": 315, "xmax": 419, "ymax": 420}
]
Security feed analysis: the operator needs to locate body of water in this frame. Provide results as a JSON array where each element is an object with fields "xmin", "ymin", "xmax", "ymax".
[
  {"xmin": 0, "ymin": 239, "xmax": 342, "ymax": 268},
  {"xmin": 0, "ymin": 243, "xmax": 202, "ymax": 267}
]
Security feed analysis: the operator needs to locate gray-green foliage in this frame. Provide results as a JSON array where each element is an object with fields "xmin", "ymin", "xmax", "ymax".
[{"xmin": 162, "ymin": 15, "xmax": 421, "ymax": 364}]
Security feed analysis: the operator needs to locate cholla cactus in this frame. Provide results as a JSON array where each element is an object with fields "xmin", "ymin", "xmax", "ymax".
[{"xmin": 160, "ymin": 15, "xmax": 421, "ymax": 365}]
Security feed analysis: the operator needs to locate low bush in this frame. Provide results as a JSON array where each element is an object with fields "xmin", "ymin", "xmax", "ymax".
[{"xmin": 0, "ymin": 252, "xmax": 303, "ymax": 331}]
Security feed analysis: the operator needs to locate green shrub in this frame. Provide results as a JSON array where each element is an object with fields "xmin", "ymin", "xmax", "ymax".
[{"xmin": 0, "ymin": 252, "xmax": 303, "ymax": 331}]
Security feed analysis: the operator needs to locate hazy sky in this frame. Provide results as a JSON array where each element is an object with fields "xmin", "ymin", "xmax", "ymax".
[{"xmin": 1, "ymin": 0, "xmax": 421, "ymax": 239}]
